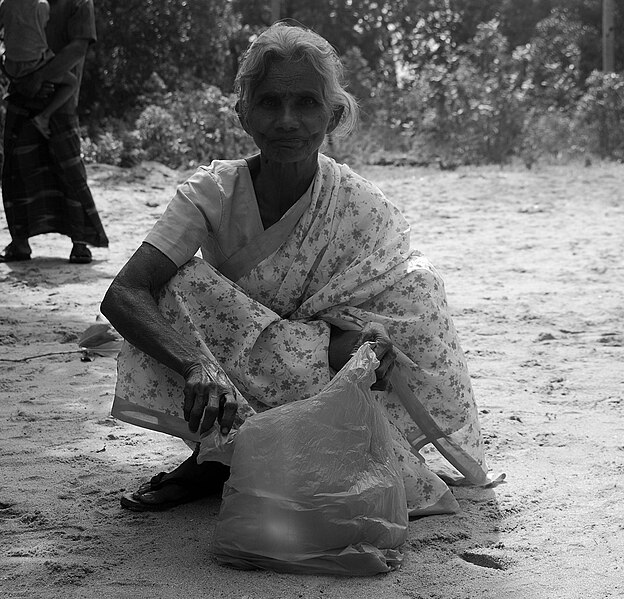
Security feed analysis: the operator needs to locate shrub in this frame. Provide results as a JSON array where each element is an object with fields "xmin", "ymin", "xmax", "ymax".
[
  {"xmin": 135, "ymin": 105, "xmax": 189, "ymax": 168},
  {"xmin": 392, "ymin": 20, "xmax": 530, "ymax": 165},
  {"xmin": 81, "ymin": 130, "xmax": 125, "ymax": 166},
  {"xmin": 574, "ymin": 71, "xmax": 624, "ymax": 159},
  {"xmin": 167, "ymin": 85, "xmax": 256, "ymax": 167},
  {"xmin": 132, "ymin": 85, "xmax": 255, "ymax": 169},
  {"xmin": 518, "ymin": 109, "xmax": 577, "ymax": 167},
  {"xmin": 81, "ymin": 120, "xmax": 146, "ymax": 167}
]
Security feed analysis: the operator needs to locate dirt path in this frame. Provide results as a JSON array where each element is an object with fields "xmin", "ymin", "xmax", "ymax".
[{"xmin": 1, "ymin": 161, "xmax": 622, "ymax": 599}]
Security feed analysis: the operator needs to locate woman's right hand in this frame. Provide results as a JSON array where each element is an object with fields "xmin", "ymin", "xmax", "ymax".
[
  {"xmin": 355, "ymin": 322, "xmax": 396, "ymax": 391},
  {"xmin": 329, "ymin": 322, "xmax": 396, "ymax": 391},
  {"xmin": 183, "ymin": 359, "xmax": 238, "ymax": 436}
]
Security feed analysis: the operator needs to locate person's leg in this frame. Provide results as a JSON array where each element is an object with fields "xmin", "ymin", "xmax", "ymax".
[
  {"xmin": 32, "ymin": 73, "xmax": 78, "ymax": 139},
  {"xmin": 1, "ymin": 105, "xmax": 33, "ymax": 261},
  {"xmin": 46, "ymin": 112, "xmax": 108, "ymax": 261}
]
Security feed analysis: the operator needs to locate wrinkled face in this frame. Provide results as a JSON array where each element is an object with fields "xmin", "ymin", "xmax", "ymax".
[{"xmin": 241, "ymin": 60, "xmax": 337, "ymax": 164}]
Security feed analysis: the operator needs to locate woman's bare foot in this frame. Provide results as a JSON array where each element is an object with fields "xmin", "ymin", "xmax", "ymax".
[{"xmin": 120, "ymin": 454, "xmax": 230, "ymax": 511}]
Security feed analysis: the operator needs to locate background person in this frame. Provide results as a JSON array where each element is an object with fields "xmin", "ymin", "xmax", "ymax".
[
  {"xmin": 0, "ymin": 0, "xmax": 108, "ymax": 264},
  {"xmin": 0, "ymin": 0, "xmax": 78, "ymax": 139}
]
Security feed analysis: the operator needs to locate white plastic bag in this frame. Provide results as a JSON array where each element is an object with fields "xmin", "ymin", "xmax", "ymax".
[
  {"xmin": 212, "ymin": 343, "xmax": 408, "ymax": 576},
  {"xmin": 78, "ymin": 318, "xmax": 123, "ymax": 358}
]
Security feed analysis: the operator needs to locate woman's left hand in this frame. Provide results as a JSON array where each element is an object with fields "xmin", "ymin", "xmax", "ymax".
[{"xmin": 356, "ymin": 322, "xmax": 397, "ymax": 390}]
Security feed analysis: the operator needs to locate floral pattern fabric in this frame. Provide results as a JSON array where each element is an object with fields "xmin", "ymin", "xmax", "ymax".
[{"xmin": 112, "ymin": 154, "xmax": 489, "ymax": 516}]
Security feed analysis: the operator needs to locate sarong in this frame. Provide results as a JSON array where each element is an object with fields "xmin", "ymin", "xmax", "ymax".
[
  {"xmin": 112, "ymin": 154, "xmax": 490, "ymax": 516},
  {"xmin": 1, "ymin": 98, "xmax": 109, "ymax": 246}
]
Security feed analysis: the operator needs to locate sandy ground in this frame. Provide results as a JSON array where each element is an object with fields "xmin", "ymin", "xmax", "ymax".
[{"xmin": 0, "ymin": 159, "xmax": 623, "ymax": 599}]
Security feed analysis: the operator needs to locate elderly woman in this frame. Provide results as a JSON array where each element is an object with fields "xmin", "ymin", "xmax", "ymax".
[{"xmin": 101, "ymin": 22, "xmax": 490, "ymax": 516}]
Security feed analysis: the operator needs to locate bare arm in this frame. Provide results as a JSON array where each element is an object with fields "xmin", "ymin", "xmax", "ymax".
[
  {"xmin": 101, "ymin": 243, "xmax": 238, "ymax": 434},
  {"xmin": 38, "ymin": 39, "xmax": 89, "ymax": 82},
  {"xmin": 101, "ymin": 243, "xmax": 197, "ymax": 376}
]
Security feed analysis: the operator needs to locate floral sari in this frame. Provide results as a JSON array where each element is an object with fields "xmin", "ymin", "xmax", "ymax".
[{"xmin": 111, "ymin": 154, "xmax": 490, "ymax": 516}]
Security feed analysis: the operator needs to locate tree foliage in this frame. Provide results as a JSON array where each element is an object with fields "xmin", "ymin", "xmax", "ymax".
[
  {"xmin": 72, "ymin": 0, "xmax": 624, "ymax": 166},
  {"xmin": 82, "ymin": 0, "xmax": 238, "ymax": 122}
]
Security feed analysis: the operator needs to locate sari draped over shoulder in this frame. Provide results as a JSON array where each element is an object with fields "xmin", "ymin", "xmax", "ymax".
[{"xmin": 111, "ymin": 154, "xmax": 490, "ymax": 516}]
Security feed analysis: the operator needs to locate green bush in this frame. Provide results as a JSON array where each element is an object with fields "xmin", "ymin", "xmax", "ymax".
[
  {"xmin": 384, "ymin": 20, "xmax": 530, "ymax": 165},
  {"xmin": 81, "ymin": 122, "xmax": 145, "ymax": 167},
  {"xmin": 518, "ymin": 109, "xmax": 577, "ymax": 167},
  {"xmin": 81, "ymin": 84, "xmax": 256, "ymax": 169},
  {"xmin": 341, "ymin": 13, "xmax": 624, "ymax": 167},
  {"xmin": 574, "ymin": 71, "xmax": 624, "ymax": 159},
  {"xmin": 165, "ymin": 85, "xmax": 256, "ymax": 167},
  {"xmin": 81, "ymin": 130, "xmax": 125, "ymax": 166},
  {"xmin": 132, "ymin": 85, "xmax": 255, "ymax": 169},
  {"xmin": 135, "ymin": 105, "xmax": 189, "ymax": 168}
]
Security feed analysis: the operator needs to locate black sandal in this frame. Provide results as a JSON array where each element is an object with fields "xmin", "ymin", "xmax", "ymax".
[
  {"xmin": 120, "ymin": 462, "xmax": 230, "ymax": 512},
  {"xmin": 69, "ymin": 243, "xmax": 92, "ymax": 264},
  {"xmin": 0, "ymin": 243, "xmax": 31, "ymax": 262}
]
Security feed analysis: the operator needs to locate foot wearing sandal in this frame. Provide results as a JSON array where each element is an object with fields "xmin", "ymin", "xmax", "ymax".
[
  {"xmin": 120, "ymin": 455, "xmax": 230, "ymax": 512},
  {"xmin": 69, "ymin": 242, "xmax": 92, "ymax": 264},
  {"xmin": 0, "ymin": 241, "xmax": 32, "ymax": 262}
]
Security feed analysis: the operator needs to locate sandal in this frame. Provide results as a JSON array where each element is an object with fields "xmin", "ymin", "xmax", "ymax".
[
  {"xmin": 120, "ymin": 462, "xmax": 230, "ymax": 512},
  {"xmin": 0, "ymin": 243, "xmax": 31, "ymax": 262},
  {"xmin": 69, "ymin": 243, "xmax": 92, "ymax": 264}
]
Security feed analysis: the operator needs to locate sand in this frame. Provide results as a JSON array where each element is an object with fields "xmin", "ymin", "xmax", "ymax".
[{"xmin": 1, "ymin": 159, "xmax": 622, "ymax": 599}]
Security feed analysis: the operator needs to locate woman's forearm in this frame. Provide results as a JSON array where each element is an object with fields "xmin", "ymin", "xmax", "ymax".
[
  {"xmin": 101, "ymin": 243, "xmax": 205, "ymax": 377},
  {"xmin": 101, "ymin": 281, "xmax": 200, "ymax": 378}
]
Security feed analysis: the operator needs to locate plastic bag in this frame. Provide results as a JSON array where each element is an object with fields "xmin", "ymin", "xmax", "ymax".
[
  {"xmin": 78, "ymin": 318, "xmax": 123, "ymax": 359},
  {"xmin": 212, "ymin": 343, "xmax": 408, "ymax": 576}
]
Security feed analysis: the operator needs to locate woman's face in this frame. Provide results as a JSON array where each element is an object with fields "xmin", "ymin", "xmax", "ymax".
[{"xmin": 242, "ymin": 60, "xmax": 338, "ymax": 164}]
